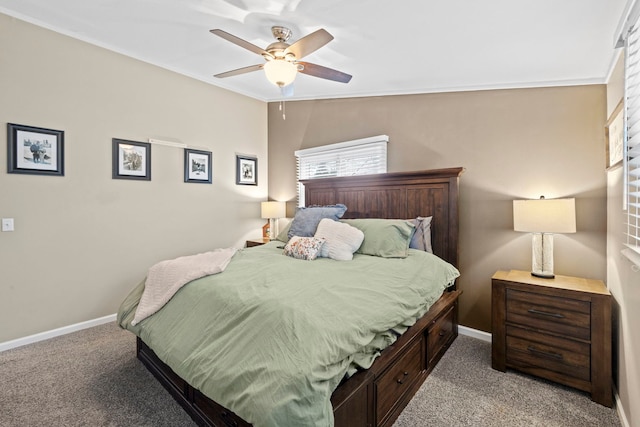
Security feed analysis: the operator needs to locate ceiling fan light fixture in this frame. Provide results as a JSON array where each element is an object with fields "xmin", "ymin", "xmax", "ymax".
[
  {"xmin": 263, "ymin": 59, "xmax": 297, "ymax": 87},
  {"xmin": 210, "ymin": 26, "xmax": 351, "ymax": 87}
]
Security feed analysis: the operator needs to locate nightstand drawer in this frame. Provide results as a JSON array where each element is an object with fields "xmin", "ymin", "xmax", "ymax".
[
  {"xmin": 506, "ymin": 327, "xmax": 590, "ymax": 381},
  {"xmin": 506, "ymin": 325, "xmax": 590, "ymax": 356},
  {"xmin": 506, "ymin": 289, "xmax": 590, "ymax": 340}
]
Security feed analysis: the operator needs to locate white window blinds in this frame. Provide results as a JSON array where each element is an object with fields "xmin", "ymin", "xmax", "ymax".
[
  {"xmin": 624, "ymin": 15, "xmax": 640, "ymax": 263},
  {"xmin": 294, "ymin": 135, "xmax": 388, "ymax": 206}
]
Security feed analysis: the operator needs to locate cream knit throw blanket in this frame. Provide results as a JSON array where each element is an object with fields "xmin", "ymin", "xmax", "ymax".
[{"xmin": 131, "ymin": 248, "xmax": 237, "ymax": 325}]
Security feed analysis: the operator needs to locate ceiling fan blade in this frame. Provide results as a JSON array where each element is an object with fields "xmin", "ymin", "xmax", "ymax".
[
  {"xmin": 214, "ymin": 64, "xmax": 263, "ymax": 78},
  {"xmin": 297, "ymin": 62, "xmax": 352, "ymax": 83},
  {"xmin": 285, "ymin": 29, "xmax": 333, "ymax": 59},
  {"xmin": 210, "ymin": 29, "xmax": 273, "ymax": 59}
]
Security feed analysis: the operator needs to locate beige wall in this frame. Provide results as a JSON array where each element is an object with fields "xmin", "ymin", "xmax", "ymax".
[
  {"xmin": 606, "ymin": 51, "xmax": 640, "ymax": 427},
  {"xmin": 0, "ymin": 14, "xmax": 267, "ymax": 342},
  {"xmin": 268, "ymin": 86, "xmax": 607, "ymax": 332}
]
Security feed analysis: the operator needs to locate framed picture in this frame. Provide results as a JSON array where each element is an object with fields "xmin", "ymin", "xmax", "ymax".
[
  {"xmin": 112, "ymin": 138, "xmax": 151, "ymax": 180},
  {"xmin": 606, "ymin": 100, "xmax": 624, "ymax": 170},
  {"xmin": 184, "ymin": 148, "xmax": 212, "ymax": 184},
  {"xmin": 7, "ymin": 123, "xmax": 64, "ymax": 176},
  {"xmin": 236, "ymin": 155, "xmax": 257, "ymax": 185}
]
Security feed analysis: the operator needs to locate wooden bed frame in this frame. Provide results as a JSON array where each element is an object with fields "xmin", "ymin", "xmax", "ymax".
[{"xmin": 136, "ymin": 167, "xmax": 464, "ymax": 427}]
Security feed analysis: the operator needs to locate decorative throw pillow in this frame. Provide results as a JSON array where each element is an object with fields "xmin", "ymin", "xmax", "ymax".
[
  {"xmin": 410, "ymin": 216, "xmax": 433, "ymax": 253},
  {"xmin": 342, "ymin": 218, "xmax": 415, "ymax": 258},
  {"xmin": 314, "ymin": 218, "xmax": 365, "ymax": 261},
  {"xmin": 288, "ymin": 204, "xmax": 348, "ymax": 239},
  {"xmin": 283, "ymin": 236, "xmax": 326, "ymax": 260}
]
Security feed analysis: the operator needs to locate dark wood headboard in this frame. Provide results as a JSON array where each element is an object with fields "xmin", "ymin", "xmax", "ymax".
[{"xmin": 301, "ymin": 167, "xmax": 463, "ymax": 267}]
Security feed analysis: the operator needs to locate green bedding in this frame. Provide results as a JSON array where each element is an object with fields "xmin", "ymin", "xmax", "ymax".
[{"xmin": 117, "ymin": 242, "xmax": 459, "ymax": 427}]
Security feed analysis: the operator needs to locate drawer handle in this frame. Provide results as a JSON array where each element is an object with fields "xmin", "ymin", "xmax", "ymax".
[
  {"xmin": 396, "ymin": 371, "xmax": 409, "ymax": 384},
  {"xmin": 527, "ymin": 346, "xmax": 563, "ymax": 360},
  {"xmin": 527, "ymin": 309, "xmax": 565, "ymax": 319},
  {"xmin": 439, "ymin": 330, "xmax": 447, "ymax": 337}
]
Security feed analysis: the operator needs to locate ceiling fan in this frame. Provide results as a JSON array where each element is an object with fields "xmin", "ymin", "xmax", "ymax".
[{"xmin": 210, "ymin": 26, "xmax": 352, "ymax": 89}]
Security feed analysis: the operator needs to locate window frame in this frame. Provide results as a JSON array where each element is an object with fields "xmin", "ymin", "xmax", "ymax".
[{"xmin": 619, "ymin": 0, "xmax": 640, "ymax": 267}]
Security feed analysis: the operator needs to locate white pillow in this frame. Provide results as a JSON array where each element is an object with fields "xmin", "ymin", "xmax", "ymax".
[{"xmin": 314, "ymin": 218, "xmax": 365, "ymax": 261}]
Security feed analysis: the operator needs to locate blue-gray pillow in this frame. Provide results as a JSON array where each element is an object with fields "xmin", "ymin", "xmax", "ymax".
[
  {"xmin": 288, "ymin": 204, "xmax": 347, "ymax": 239},
  {"xmin": 409, "ymin": 216, "xmax": 433, "ymax": 253}
]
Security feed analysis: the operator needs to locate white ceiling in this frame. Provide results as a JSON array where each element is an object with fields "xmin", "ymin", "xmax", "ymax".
[{"xmin": 0, "ymin": 0, "xmax": 630, "ymax": 102}]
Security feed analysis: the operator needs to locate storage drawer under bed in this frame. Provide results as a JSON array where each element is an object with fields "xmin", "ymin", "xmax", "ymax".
[
  {"xmin": 427, "ymin": 303, "xmax": 456, "ymax": 367},
  {"xmin": 375, "ymin": 338, "xmax": 423, "ymax": 426}
]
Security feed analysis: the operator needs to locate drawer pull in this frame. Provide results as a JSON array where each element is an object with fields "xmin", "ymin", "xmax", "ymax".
[
  {"xmin": 396, "ymin": 371, "xmax": 409, "ymax": 384},
  {"xmin": 527, "ymin": 308, "xmax": 565, "ymax": 319},
  {"xmin": 527, "ymin": 346, "xmax": 563, "ymax": 360},
  {"xmin": 439, "ymin": 330, "xmax": 447, "ymax": 337}
]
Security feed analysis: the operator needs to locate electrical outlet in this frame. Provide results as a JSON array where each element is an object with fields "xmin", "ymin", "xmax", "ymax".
[{"xmin": 2, "ymin": 218, "xmax": 14, "ymax": 232}]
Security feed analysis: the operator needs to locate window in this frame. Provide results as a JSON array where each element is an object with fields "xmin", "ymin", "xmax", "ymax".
[
  {"xmin": 621, "ymin": 4, "xmax": 640, "ymax": 266},
  {"xmin": 294, "ymin": 135, "xmax": 388, "ymax": 206}
]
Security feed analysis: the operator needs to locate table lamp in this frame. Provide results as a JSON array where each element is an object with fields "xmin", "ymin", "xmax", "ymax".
[
  {"xmin": 261, "ymin": 201, "xmax": 286, "ymax": 240},
  {"xmin": 513, "ymin": 196, "xmax": 576, "ymax": 278}
]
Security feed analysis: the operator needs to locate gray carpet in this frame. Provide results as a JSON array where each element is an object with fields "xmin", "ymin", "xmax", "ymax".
[
  {"xmin": 1, "ymin": 322, "xmax": 195, "ymax": 427},
  {"xmin": 0, "ymin": 323, "xmax": 620, "ymax": 426}
]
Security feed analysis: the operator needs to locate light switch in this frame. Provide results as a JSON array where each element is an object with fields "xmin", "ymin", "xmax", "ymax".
[{"xmin": 2, "ymin": 218, "xmax": 14, "ymax": 232}]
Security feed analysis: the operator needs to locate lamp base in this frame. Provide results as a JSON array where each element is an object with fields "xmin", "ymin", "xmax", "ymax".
[
  {"xmin": 531, "ymin": 271, "xmax": 555, "ymax": 279},
  {"xmin": 531, "ymin": 233, "xmax": 555, "ymax": 279}
]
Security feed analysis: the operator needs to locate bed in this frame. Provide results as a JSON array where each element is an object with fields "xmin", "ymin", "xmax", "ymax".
[{"xmin": 117, "ymin": 167, "xmax": 464, "ymax": 427}]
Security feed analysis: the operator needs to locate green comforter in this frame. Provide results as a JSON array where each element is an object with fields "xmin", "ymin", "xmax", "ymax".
[{"xmin": 117, "ymin": 242, "xmax": 459, "ymax": 427}]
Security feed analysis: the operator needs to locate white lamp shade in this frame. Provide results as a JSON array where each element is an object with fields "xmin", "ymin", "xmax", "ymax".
[
  {"xmin": 261, "ymin": 201, "xmax": 286, "ymax": 219},
  {"xmin": 513, "ymin": 198, "xmax": 576, "ymax": 233},
  {"xmin": 263, "ymin": 60, "xmax": 297, "ymax": 87}
]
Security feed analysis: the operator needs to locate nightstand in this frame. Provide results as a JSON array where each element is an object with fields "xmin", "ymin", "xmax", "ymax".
[
  {"xmin": 245, "ymin": 238, "xmax": 271, "ymax": 248},
  {"xmin": 491, "ymin": 270, "xmax": 612, "ymax": 407}
]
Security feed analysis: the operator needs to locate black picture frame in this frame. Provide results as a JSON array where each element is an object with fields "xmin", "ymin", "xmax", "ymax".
[
  {"xmin": 7, "ymin": 123, "xmax": 64, "ymax": 176},
  {"xmin": 184, "ymin": 148, "xmax": 212, "ymax": 184},
  {"xmin": 236, "ymin": 155, "xmax": 257, "ymax": 186},
  {"xmin": 112, "ymin": 138, "xmax": 151, "ymax": 181}
]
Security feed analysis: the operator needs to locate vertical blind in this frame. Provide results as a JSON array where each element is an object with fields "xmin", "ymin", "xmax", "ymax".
[
  {"xmin": 625, "ymin": 18, "xmax": 640, "ymax": 260},
  {"xmin": 294, "ymin": 135, "xmax": 388, "ymax": 206}
]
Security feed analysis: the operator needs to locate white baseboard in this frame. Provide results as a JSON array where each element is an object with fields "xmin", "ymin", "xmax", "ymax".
[
  {"xmin": 614, "ymin": 386, "xmax": 631, "ymax": 427},
  {"xmin": 459, "ymin": 325, "xmax": 492, "ymax": 342},
  {"xmin": 0, "ymin": 313, "xmax": 117, "ymax": 353}
]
